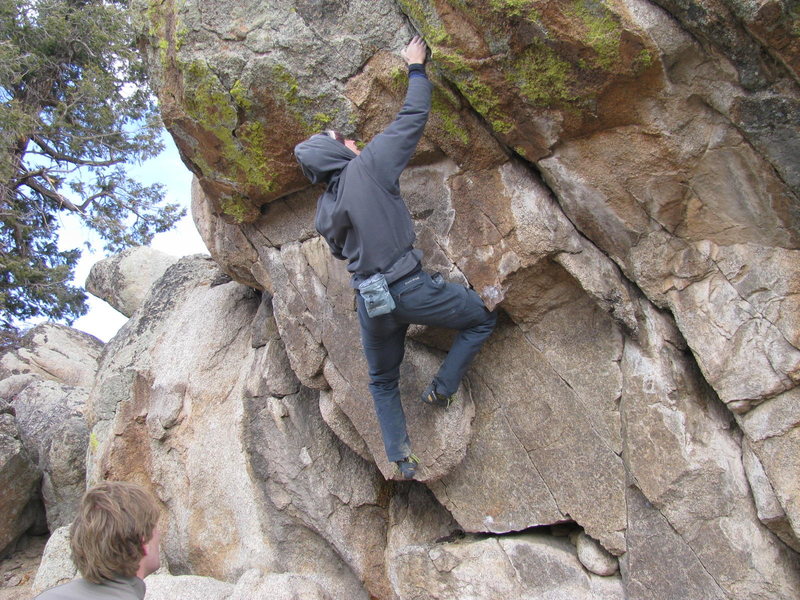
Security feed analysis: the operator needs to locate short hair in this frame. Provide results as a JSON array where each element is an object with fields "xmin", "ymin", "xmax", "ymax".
[
  {"xmin": 69, "ymin": 481, "xmax": 159, "ymax": 583},
  {"xmin": 325, "ymin": 129, "xmax": 345, "ymax": 144}
]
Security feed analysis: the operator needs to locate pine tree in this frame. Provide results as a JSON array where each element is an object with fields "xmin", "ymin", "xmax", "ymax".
[{"xmin": 0, "ymin": 0, "xmax": 184, "ymax": 343}]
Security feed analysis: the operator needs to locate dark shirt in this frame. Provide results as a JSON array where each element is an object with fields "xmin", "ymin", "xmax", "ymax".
[{"xmin": 294, "ymin": 67, "xmax": 433, "ymax": 287}]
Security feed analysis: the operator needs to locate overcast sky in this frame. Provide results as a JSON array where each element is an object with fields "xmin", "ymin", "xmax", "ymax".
[{"xmin": 57, "ymin": 133, "xmax": 208, "ymax": 342}]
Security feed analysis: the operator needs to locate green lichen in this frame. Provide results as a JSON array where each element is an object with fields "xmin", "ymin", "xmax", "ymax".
[
  {"xmin": 568, "ymin": 0, "xmax": 622, "ymax": 70},
  {"xmin": 220, "ymin": 195, "xmax": 254, "ymax": 223},
  {"xmin": 175, "ymin": 26, "xmax": 189, "ymax": 51},
  {"xmin": 397, "ymin": 0, "xmax": 450, "ymax": 45},
  {"xmin": 435, "ymin": 81, "xmax": 460, "ymax": 107},
  {"xmin": 89, "ymin": 431, "xmax": 99, "ymax": 453},
  {"xmin": 144, "ymin": 0, "xmax": 164, "ymax": 38},
  {"xmin": 432, "ymin": 88, "xmax": 469, "ymax": 144},
  {"xmin": 144, "ymin": 0, "xmax": 169, "ymax": 66},
  {"xmin": 230, "ymin": 79, "xmax": 251, "ymax": 111},
  {"xmin": 236, "ymin": 121, "xmax": 274, "ymax": 193},
  {"xmin": 183, "ymin": 60, "xmax": 238, "ymax": 131},
  {"xmin": 437, "ymin": 50, "xmax": 514, "ymax": 135},
  {"xmin": 270, "ymin": 65, "xmax": 325, "ymax": 135},
  {"xmin": 445, "ymin": 0, "xmax": 541, "ymax": 33},
  {"xmin": 436, "ymin": 49, "xmax": 470, "ymax": 73},
  {"xmin": 633, "ymin": 48, "xmax": 654, "ymax": 72},
  {"xmin": 462, "ymin": 77, "xmax": 513, "ymax": 133},
  {"xmin": 312, "ymin": 113, "xmax": 332, "ymax": 130},
  {"xmin": 508, "ymin": 42, "xmax": 577, "ymax": 107},
  {"xmin": 144, "ymin": 0, "xmax": 186, "ymax": 72},
  {"xmin": 489, "ymin": 0, "xmax": 539, "ymax": 20},
  {"xmin": 180, "ymin": 60, "xmax": 277, "ymax": 219},
  {"xmin": 491, "ymin": 118, "xmax": 513, "ymax": 134},
  {"xmin": 272, "ymin": 65, "xmax": 301, "ymax": 106},
  {"xmin": 390, "ymin": 66, "xmax": 408, "ymax": 92}
]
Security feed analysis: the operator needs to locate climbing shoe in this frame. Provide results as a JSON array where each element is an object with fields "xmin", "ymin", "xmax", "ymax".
[
  {"xmin": 421, "ymin": 382, "xmax": 454, "ymax": 408},
  {"xmin": 395, "ymin": 454, "xmax": 420, "ymax": 480}
]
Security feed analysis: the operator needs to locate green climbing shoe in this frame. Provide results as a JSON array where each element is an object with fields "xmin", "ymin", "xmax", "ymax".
[
  {"xmin": 395, "ymin": 454, "xmax": 420, "ymax": 480},
  {"xmin": 421, "ymin": 382, "xmax": 454, "ymax": 408}
]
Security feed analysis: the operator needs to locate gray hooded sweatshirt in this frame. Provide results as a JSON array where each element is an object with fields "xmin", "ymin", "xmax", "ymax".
[{"xmin": 294, "ymin": 69, "xmax": 432, "ymax": 287}]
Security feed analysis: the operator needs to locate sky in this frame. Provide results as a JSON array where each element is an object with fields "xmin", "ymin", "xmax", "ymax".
[{"xmin": 57, "ymin": 132, "xmax": 209, "ymax": 342}]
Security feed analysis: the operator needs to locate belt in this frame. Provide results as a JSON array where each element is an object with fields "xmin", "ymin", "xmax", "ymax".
[{"xmin": 389, "ymin": 263, "xmax": 422, "ymax": 287}]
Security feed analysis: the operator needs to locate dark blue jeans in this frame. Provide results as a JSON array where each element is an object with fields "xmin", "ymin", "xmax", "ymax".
[{"xmin": 356, "ymin": 270, "xmax": 497, "ymax": 462}]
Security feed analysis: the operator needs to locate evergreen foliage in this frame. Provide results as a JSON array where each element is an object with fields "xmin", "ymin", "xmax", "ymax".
[{"xmin": 0, "ymin": 0, "xmax": 184, "ymax": 341}]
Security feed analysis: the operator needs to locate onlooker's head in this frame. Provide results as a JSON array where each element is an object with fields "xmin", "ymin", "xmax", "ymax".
[{"xmin": 69, "ymin": 481, "xmax": 160, "ymax": 583}]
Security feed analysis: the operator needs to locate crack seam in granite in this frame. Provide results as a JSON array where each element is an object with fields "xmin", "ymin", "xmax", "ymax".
[
  {"xmin": 521, "ymin": 332, "xmax": 623, "ymax": 459},
  {"xmin": 690, "ymin": 90, "xmax": 800, "ymax": 202},
  {"xmin": 496, "ymin": 538, "xmax": 524, "ymax": 588},
  {"xmin": 658, "ymin": 505, "xmax": 729, "ymax": 596},
  {"xmin": 705, "ymin": 255, "xmax": 800, "ymax": 354},
  {"xmin": 498, "ymin": 408, "xmax": 563, "ymax": 516}
]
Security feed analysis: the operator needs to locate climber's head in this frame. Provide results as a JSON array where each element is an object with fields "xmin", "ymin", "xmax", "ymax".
[
  {"xmin": 294, "ymin": 131, "xmax": 360, "ymax": 184},
  {"xmin": 325, "ymin": 129, "xmax": 361, "ymax": 157}
]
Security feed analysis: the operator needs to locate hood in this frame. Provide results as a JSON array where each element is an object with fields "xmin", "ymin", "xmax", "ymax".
[{"xmin": 294, "ymin": 133, "xmax": 356, "ymax": 184}]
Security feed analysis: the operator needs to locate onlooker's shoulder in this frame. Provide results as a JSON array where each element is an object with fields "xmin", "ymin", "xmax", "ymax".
[
  {"xmin": 35, "ymin": 576, "xmax": 145, "ymax": 600},
  {"xmin": 34, "ymin": 578, "xmax": 91, "ymax": 599}
]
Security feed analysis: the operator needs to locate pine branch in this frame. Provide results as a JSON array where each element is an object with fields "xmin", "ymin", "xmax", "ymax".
[
  {"xmin": 22, "ymin": 177, "xmax": 83, "ymax": 213},
  {"xmin": 31, "ymin": 135, "xmax": 122, "ymax": 167}
]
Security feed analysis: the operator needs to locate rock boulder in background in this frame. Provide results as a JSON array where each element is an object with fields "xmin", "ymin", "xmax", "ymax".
[
  {"xmin": 9, "ymin": 381, "xmax": 89, "ymax": 531},
  {"xmin": 0, "ymin": 325, "xmax": 101, "ymax": 551},
  {"xmin": 30, "ymin": 526, "xmax": 75, "ymax": 594},
  {"xmin": 84, "ymin": 255, "xmax": 380, "ymax": 599},
  {"xmin": 0, "ymin": 401, "xmax": 40, "ymax": 557},
  {"xmin": 0, "ymin": 324, "xmax": 102, "ymax": 390},
  {"xmin": 85, "ymin": 247, "xmax": 180, "ymax": 318}
]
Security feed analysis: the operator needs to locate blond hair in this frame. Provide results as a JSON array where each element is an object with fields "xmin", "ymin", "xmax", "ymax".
[{"xmin": 69, "ymin": 481, "xmax": 159, "ymax": 583}]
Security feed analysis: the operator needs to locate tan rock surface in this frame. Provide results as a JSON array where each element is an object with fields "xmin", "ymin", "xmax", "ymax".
[
  {"xmin": 85, "ymin": 247, "xmax": 180, "ymax": 318},
  {"xmin": 0, "ymin": 324, "xmax": 102, "ymax": 390},
  {"xmin": 85, "ymin": 256, "xmax": 378, "ymax": 599},
  {"xmin": 20, "ymin": 0, "xmax": 795, "ymax": 598}
]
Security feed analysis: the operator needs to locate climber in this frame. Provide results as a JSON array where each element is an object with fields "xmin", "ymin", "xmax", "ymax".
[
  {"xmin": 294, "ymin": 36, "xmax": 497, "ymax": 480},
  {"xmin": 35, "ymin": 481, "xmax": 161, "ymax": 600}
]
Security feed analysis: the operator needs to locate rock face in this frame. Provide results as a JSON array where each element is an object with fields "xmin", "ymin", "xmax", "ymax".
[
  {"xmin": 0, "ymin": 324, "xmax": 101, "ymax": 546},
  {"xmin": 84, "ymin": 255, "xmax": 381, "ymax": 599},
  {"xmin": 30, "ymin": 526, "xmax": 76, "ymax": 593},
  {"xmin": 0, "ymin": 400, "xmax": 40, "ymax": 557},
  {"xmin": 25, "ymin": 0, "xmax": 800, "ymax": 599},
  {"xmin": 85, "ymin": 247, "xmax": 180, "ymax": 317},
  {"xmin": 0, "ymin": 324, "xmax": 103, "ymax": 389},
  {"xmin": 11, "ymin": 381, "xmax": 89, "ymax": 531}
]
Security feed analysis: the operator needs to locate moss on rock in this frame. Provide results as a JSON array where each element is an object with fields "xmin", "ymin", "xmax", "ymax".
[
  {"xmin": 180, "ymin": 60, "xmax": 278, "ymax": 220},
  {"xmin": 567, "ymin": 0, "xmax": 622, "ymax": 70},
  {"xmin": 488, "ymin": 0, "xmax": 540, "ymax": 21},
  {"xmin": 432, "ymin": 87, "xmax": 469, "ymax": 144},
  {"xmin": 143, "ymin": 0, "xmax": 186, "ymax": 73},
  {"xmin": 397, "ymin": 0, "xmax": 451, "ymax": 45},
  {"xmin": 270, "ymin": 64, "xmax": 332, "ymax": 135},
  {"xmin": 183, "ymin": 60, "xmax": 238, "ymax": 134},
  {"xmin": 220, "ymin": 195, "xmax": 258, "ymax": 223},
  {"xmin": 229, "ymin": 79, "xmax": 252, "ymax": 111},
  {"xmin": 437, "ymin": 51, "xmax": 514, "ymax": 134},
  {"xmin": 507, "ymin": 42, "xmax": 577, "ymax": 107},
  {"xmin": 633, "ymin": 48, "xmax": 654, "ymax": 73}
]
